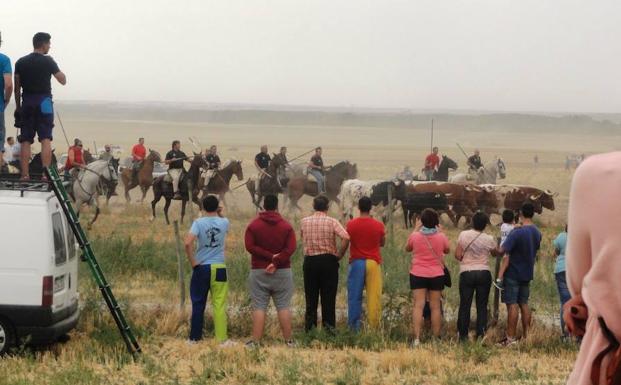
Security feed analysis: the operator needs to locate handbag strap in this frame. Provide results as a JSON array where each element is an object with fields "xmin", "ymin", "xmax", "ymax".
[
  {"xmin": 422, "ymin": 234, "xmax": 444, "ymax": 265},
  {"xmin": 463, "ymin": 232, "xmax": 483, "ymax": 256}
]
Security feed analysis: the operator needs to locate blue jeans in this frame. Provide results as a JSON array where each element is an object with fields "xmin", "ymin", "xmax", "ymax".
[
  {"xmin": 0, "ymin": 108, "xmax": 5, "ymax": 153},
  {"xmin": 309, "ymin": 169, "xmax": 325, "ymax": 193},
  {"xmin": 555, "ymin": 271, "xmax": 571, "ymax": 336}
]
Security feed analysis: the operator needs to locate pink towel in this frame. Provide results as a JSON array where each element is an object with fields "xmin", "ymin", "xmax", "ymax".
[{"xmin": 566, "ymin": 152, "xmax": 621, "ymax": 384}]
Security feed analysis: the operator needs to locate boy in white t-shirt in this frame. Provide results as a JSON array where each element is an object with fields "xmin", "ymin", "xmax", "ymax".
[{"xmin": 495, "ymin": 210, "xmax": 516, "ymax": 288}]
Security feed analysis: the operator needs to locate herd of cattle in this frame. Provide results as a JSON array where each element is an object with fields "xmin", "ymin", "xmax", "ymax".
[{"xmin": 338, "ymin": 179, "xmax": 557, "ymax": 227}]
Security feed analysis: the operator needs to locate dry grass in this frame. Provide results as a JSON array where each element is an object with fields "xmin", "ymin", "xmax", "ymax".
[{"xmin": 0, "ymin": 120, "xmax": 597, "ymax": 384}]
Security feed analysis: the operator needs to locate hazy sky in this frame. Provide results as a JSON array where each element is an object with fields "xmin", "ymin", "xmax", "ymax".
[{"xmin": 2, "ymin": 0, "xmax": 620, "ymax": 113}]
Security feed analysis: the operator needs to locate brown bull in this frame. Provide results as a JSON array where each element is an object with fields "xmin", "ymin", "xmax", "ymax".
[
  {"xmin": 479, "ymin": 184, "xmax": 556, "ymax": 217},
  {"xmin": 406, "ymin": 182, "xmax": 482, "ymax": 226}
]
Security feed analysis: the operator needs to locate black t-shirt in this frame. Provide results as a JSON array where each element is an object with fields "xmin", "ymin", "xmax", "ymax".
[
  {"xmin": 205, "ymin": 154, "xmax": 221, "ymax": 169},
  {"xmin": 311, "ymin": 155, "xmax": 324, "ymax": 173},
  {"xmin": 166, "ymin": 150, "xmax": 186, "ymax": 169},
  {"xmin": 15, "ymin": 53, "xmax": 61, "ymax": 95},
  {"xmin": 468, "ymin": 155, "xmax": 482, "ymax": 169},
  {"xmin": 255, "ymin": 152, "xmax": 271, "ymax": 169}
]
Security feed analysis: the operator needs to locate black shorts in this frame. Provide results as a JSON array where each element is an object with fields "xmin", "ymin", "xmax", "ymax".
[
  {"xmin": 410, "ymin": 274, "xmax": 444, "ymax": 291},
  {"xmin": 16, "ymin": 94, "xmax": 54, "ymax": 144}
]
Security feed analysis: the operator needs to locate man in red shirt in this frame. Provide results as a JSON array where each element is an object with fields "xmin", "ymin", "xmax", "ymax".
[
  {"xmin": 424, "ymin": 146, "xmax": 440, "ymax": 181},
  {"xmin": 346, "ymin": 197, "xmax": 385, "ymax": 330},
  {"xmin": 64, "ymin": 138, "xmax": 85, "ymax": 181},
  {"xmin": 244, "ymin": 195, "xmax": 297, "ymax": 347},
  {"xmin": 131, "ymin": 137, "xmax": 146, "ymax": 172}
]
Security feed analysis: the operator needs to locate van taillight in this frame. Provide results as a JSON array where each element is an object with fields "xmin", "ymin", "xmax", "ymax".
[{"xmin": 42, "ymin": 276, "xmax": 53, "ymax": 307}]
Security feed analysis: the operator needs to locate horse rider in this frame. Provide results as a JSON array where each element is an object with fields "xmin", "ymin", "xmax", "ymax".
[
  {"xmin": 277, "ymin": 146, "xmax": 290, "ymax": 184},
  {"xmin": 203, "ymin": 145, "xmax": 221, "ymax": 187},
  {"xmin": 131, "ymin": 137, "xmax": 146, "ymax": 175},
  {"xmin": 423, "ymin": 146, "xmax": 440, "ymax": 181},
  {"xmin": 64, "ymin": 138, "xmax": 86, "ymax": 181},
  {"xmin": 467, "ymin": 149, "xmax": 483, "ymax": 172},
  {"xmin": 397, "ymin": 165, "xmax": 414, "ymax": 181},
  {"xmin": 308, "ymin": 146, "xmax": 326, "ymax": 193},
  {"xmin": 165, "ymin": 140, "xmax": 189, "ymax": 200},
  {"xmin": 254, "ymin": 145, "xmax": 271, "ymax": 196},
  {"xmin": 99, "ymin": 144, "xmax": 113, "ymax": 161}
]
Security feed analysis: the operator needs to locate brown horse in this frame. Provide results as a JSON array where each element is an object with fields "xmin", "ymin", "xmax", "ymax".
[
  {"xmin": 246, "ymin": 153, "xmax": 288, "ymax": 209},
  {"xmin": 199, "ymin": 159, "xmax": 244, "ymax": 206},
  {"xmin": 286, "ymin": 160, "xmax": 358, "ymax": 211},
  {"xmin": 121, "ymin": 150, "xmax": 162, "ymax": 203}
]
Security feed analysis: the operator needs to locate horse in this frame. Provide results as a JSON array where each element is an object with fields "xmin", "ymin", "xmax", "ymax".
[
  {"xmin": 72, "ymin": 160, "xmax": 119, "ymax": 229},
  {"xmin": 151, "ymin": 155, "xmax": 203, "ymax": 225},
  {"xmin": 449, "ymin": 157, "xmax": 506, "ymax": 185},
  {"xmin": 413, "ymin": 155, "xmax": 458, "ymax": 182},
  {"xmin": 79, "ymin": 149, "xmax": 119, "ymax": 205},
  {"xmin": 285, "ymin": 160, "xmax": 358, "ymax": 211},
  {"xmin": 246, "ymin": 153, "xmax": 289, "ymax": 209},
  {"xmin": 3, "ymin": 151, "xmax": 58, "ymax": 176},
  {"xmin": 121, "ymin": 150, "xmax": 161, "ymax": 203},
  {"xmin": 199, "ymin": 159, "xmax": 244, "ymax": 206}
]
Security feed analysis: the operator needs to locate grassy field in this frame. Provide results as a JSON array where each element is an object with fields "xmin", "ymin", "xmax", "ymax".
[{"xmin": 0, "ymin": 117, "xmax": 601, "ymax": 384}]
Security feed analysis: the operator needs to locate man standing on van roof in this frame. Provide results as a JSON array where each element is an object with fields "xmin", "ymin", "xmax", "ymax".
[
  {"xmin": 0, "ymin": 32, "xmax": 13, "ymax": 170},
  {"xmin": 14, "ymin": 32, "xmax": 66, "ymax": 180}
]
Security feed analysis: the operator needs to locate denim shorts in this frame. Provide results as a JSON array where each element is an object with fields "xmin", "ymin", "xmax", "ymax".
[
  {"xmin": 16, "ymin": 94, "xmax": 54, "ymax": 144},
  {"xmin": 501, "ymin": 277, "xmax": 530, "ymax": 305}
]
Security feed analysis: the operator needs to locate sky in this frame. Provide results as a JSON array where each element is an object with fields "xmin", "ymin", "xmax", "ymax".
[{"xmin": 1, "ymin": 0, "xmax": 620, "ymax": 113}]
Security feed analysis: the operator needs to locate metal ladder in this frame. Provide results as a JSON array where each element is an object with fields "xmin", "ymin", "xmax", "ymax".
[{"xmin": 45, "ymin": 166, "xmax": 142, "ymax": 356}]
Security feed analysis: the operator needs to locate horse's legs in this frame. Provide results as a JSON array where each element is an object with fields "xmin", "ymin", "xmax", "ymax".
[
  {"xmin": 151, "ymin": 191, "xmax": 162, "ymax": 222},
  {"xmin": 181, "ymin": 199, "xmax": 187, "ymax": 224},
  {"xmin": 87, "ymin": 204, "xmax": 100, "ymax": 230},
  {"xmin": 140, "ymin": 186, "xmax": 148, "ymax": 203},
  {"xmin": 163, "ymin": 198, "xmax": 171, "ymax": 225},
  {"xmin": 124, "ymin": 184, "xmax": 132, "ymax": 203}
]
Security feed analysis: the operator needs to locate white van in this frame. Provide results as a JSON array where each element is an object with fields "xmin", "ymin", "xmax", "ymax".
[{"xmin": 0, "ymin": 178, "xmax": 79, "ymax": 354}]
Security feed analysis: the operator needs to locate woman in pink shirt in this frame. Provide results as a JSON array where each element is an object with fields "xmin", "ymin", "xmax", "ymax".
[
  {"xmin": 406, "ymin": 209, "xmax": 450, "ymax": 346},
  {"xmin": 454, "ymin": 212, "xmax": 502, "ymax": 341},
  {"xmin": 564, "ymin": 153, "xmax": 621, "ymax": 384}
]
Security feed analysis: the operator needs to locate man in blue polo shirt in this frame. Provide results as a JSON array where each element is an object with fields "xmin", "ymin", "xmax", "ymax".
[
  {"xmin": 499, "ymin": 203, "xmax": 541, "ymax": 346},
  {"xmin": 0, "ymin": 32, "xmax": 13, "ymax": 169}
]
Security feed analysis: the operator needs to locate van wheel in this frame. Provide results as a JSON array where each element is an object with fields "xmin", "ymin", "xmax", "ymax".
[{"xmin": 0, "ymin": 318, "xmax": 15, "ymax": 355}]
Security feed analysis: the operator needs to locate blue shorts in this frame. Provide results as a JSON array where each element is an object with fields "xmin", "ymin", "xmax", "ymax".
[
  {"xmin": 17, "ymin": 94, "xmax": 54, "ymax": 144},
  {"xmin": 0, "ymin": 108, "xmax": 5, "ymax": 153},
  {"xmin": 501, "ymin": 277, "xmax": 530, "ymax": 305}
]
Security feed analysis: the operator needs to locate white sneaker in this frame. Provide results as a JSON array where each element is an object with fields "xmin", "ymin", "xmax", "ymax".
[
  {"xmin": 412, "ymin": 339, "xmax": 421, "ymax": 348},
  {"xmin": 219, "ymin": 339, "xmax": 238, "ymax": 348},
  {"xmin": 186, "ymin": 339, "xmax": 199, "ymax": 346}
]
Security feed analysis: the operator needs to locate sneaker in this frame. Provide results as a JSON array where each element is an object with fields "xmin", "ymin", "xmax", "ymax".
[
  {"xmin": 286, "ymin": 340, "xmax": 296, "ymax": 348},
  {"xmin": 411, "ymin": 339, "xmax": 421, "ymax": 348},
  {"xmin": 219, "ymin": 339, "xmax": 238, "ymax": 348},
  {"xmin": 245, "ymin": 340, "xmax": 259, "ymax": 348},
  {"xmin": 186, "ymin": 339, "xmax": 199, "ymax": 346},
  {"xmin": 497, "ymin": 337, "xmax": 517, "ymax": 347}
]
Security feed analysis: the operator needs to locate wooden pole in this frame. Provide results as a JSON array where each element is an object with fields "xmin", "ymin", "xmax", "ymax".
[
  {"xmin": 430, "ymin": 119, "xmax": 434, "ymax": 152},
  {"xmin": 492, "ymin": 238, "xmax": 502, "ymax": 324},
  {"xmin": 173, "ymin": 221, "xmax": 186, "ymax": 311},
  {"xmin": 187, "ymin": 179, "xmax": 195, "ymax": 221},
  {"xmin": 387, "ymin": 184, "xmax": 394, "ymax": 247}
]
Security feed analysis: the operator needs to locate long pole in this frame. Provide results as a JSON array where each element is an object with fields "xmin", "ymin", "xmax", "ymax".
[
  {"xmin": 430, "ymin": 119, "xmax": 434, "ymax": 152},
  {"xmin": 56, "ymin": 111, "xmax": 70, "ymax": 147},
  {"xmin": 456, "ymin": 142, "xmax": 469, "ymax": 161},
  {"xmin": 288, "ymin": 147, "xmax": 319, "ymax": 163},
  {"xmin": 173, "ymin": 221, "xmax": 186, "ymax": 311}
]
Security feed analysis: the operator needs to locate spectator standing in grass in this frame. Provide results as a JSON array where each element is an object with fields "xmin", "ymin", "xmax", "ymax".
[
  {"xmin": 346, "ymin": 197, "xmax": 385, "ymax": 331},
  {"xmin": 300, "ymin": 195, "xmax": 350, "ymax": 332},
  {"xmin": 498, "ymin": 203, "xmax": 541, "ymax": 346},
  {"xmin": 244, "ymin": 195, "xmax": 297, "ymax": 347},
  {"xmin": 455, "ymin": 212, "xmax": 502, "ymax": 341},
  {"xmin": 184, "ymin": 195, "xmax": 235, "ymax": 347},
  {"xmin": 406, "ymin": 208, "xmax": 450, "ymax": 346},
  {"xmin": 553, "ymin": 225, "xmax": 569, "ymax": 337}
]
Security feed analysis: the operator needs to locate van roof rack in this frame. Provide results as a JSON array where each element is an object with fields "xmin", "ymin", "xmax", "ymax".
[{"xmin": 0, "ymin": 174, "xmax": 52, "ymax": 192}]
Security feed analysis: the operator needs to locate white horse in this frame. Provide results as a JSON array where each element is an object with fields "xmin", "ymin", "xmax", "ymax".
[
  {"xmin": 449, "ymin": 158, "xmax": 506, "ymax": 185},
  {"xmin": 72, "ymin": 160, "xmax": 118, "ymax": 229}
]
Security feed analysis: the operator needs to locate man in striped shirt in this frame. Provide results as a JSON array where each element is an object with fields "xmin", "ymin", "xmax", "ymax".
[{"xmin": 300, "ymin": 195, "xmax": 350, "ymax": 332}]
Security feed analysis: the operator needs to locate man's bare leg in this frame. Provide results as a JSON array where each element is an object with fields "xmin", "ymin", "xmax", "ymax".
[
  {"xmin": 41, "ymin": 139, "xmax": 52, "ymax": 167},
  {"xmin": 20, "ymin": 142, "xmax": 31, "ymax": 178},
  {"xmin": 251, "ymin": 310, "xmax": 266, "ymax": 342},
  {"xmin": 519, "ymin": 304, "xmax": 532, "ymax": 339},
  {"xmin": 277, "ymin": 309, "xmax": 293, "ymax": 341}
]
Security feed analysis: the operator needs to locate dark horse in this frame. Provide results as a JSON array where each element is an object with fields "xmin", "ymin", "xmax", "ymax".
[
  {"xmin": 151, "ymin": 155, "xmax": 203, "ymax": 225},
  {"xmin": 246, "ymin": 153, "xmax": 289, "ymax": 209},
  {"xmin": 414, "ymin": 155, "xmax": 458, "ymax": 182},
  {"xmin": 200, "ymin": 159, "xmax": 244, "ymax": 207},
  {"xmin": 3, "ymin": 151, "xmax": 58, "ymax": 176},
  {"xmin": 286, "ymin": 161, "xmax": 358, "ymax": 211}
]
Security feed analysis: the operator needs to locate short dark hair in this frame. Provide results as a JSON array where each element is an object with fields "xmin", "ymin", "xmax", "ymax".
[
  {"xmin": 502, "ymin": 209, "xmax": 515, "ymax": 224},
  {"xmin": 73, "ymin": 138, "xmax": 81, "ymax": 146},
  {"xmin": 472, "ymin": 212, "xmax": 489, "ymax": 231},
  {"xmin": 420, "ymin": 208, "xmax": 439, "ymax": 228},
  {"xmin": 358, "ymin": 196, "xmax": 372, "ymax": 213},
  {"xmin": 172, "ymin": 140, "xmax": 180, "ymax": 148},
  {"xmin": 313, "ymin": 195, "xmax": 329, "ymax": 212},
  {"xmin": 6, "ymin": 136, "xmax": 13, "ymax": 142},
  {"xmin": 33, "ymin": 32, "xmax": 51, "ymax": 49},
  {"xmin": 521, "ymin": 203, "xmax": 535, "ymax": 219},
  {"xmin": 263, "ymin": 195, "xmax": 278, "ymax": 211},
  {"xmin": 202, "ymin": 195, "xmax": 219, "ymax": 212}
]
